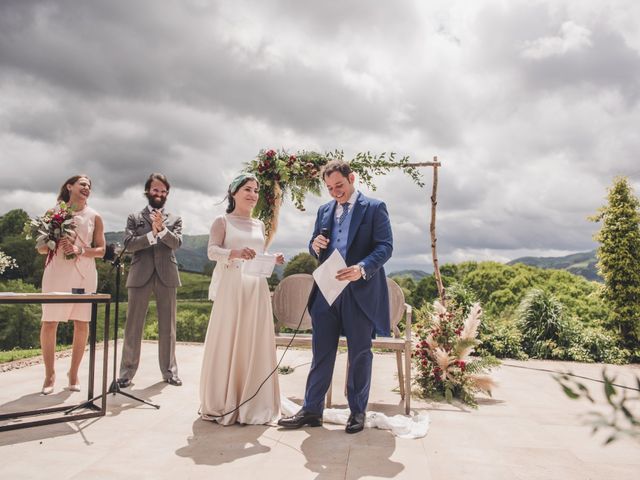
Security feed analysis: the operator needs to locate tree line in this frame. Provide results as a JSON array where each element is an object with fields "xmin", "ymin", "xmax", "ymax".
[{"xmin": 1, "ymin": 176, "xmax": 639, "ymax": 362}]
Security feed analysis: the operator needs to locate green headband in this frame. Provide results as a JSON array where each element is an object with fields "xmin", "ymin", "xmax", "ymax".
[{"xmin": 229, "ymin": 173, "xmax": 258, "ymax": 194}]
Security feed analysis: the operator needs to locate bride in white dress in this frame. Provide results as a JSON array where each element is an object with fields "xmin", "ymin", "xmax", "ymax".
[{"xmin": 199, "ymin": 173, "xmax": 284, "ymax": 425}]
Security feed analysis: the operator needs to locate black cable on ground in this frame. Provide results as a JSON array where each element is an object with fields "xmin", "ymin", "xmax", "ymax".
[{"xmin": 501, "ymin": 362, "xmax": 640, "ymax": 392}]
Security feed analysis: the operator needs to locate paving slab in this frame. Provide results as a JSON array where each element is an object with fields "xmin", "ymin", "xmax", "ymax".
[{"xmin": 1, "ymin": 343, "xmax": 639, "ymax": 479}]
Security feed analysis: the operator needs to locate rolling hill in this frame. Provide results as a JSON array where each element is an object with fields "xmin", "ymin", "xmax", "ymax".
[
  {"xmin": 388, "ymin": 269, "xmax": 430, "ymax": 280},
  {"xmin": 105, "ymin": 231, "xmax": 210, "ymax": 272},
  {"xmin": 105, "ymin": 231, "xmax": 284, "ymax": 277},
  {"xmin": 105, "ymin": 230, "xmax": 600, "ymax": 282},
  {"xmin": 508, "ymin": 250, "xmax": 600, "ymax": 282}
]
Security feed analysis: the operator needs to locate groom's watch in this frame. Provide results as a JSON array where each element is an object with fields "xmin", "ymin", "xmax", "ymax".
[{"xmin": 358, "ymin": 262, "xmax": 367, "ymax": 280}]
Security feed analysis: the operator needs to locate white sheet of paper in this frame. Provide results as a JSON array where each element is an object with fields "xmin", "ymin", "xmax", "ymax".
[
  {"xmin": 312, "ymin": 249, "xmax": 349, "ymax": 306},
  {"xmin": 242, "ymin": 253, "xmax": 276, "ymax": 277}
]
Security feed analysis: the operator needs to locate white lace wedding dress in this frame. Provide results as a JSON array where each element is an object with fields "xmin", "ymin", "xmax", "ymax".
[{"xmin": 199, "ymin": 214, "xmax": 280, "ymax": 425}]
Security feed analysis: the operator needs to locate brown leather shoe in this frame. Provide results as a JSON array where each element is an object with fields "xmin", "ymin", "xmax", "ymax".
[
  {"xmin": 116, "ymin": 377, "xmax": 132, "ymax": 389},
  {"xmin": 345, "ymin": 412, "xmax": 365, "ymax": 434},
  {"xmin": 278, "ymin": 409, "xmax": 323, "ymax": 429}
]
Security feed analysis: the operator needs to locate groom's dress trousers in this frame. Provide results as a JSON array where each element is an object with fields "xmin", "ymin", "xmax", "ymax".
[
  {"xmin": 119, "ymin": 206, "xmax": 182, "ymax": 381},
  {"xmin": 304, "ymin": 191, "xmax": 393, "ymax": 415}
]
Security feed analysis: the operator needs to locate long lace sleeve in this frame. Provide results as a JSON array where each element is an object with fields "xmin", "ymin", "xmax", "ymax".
[{"xmin": 207, "ymin": 216, "xmax": 231, "ymax": 263}]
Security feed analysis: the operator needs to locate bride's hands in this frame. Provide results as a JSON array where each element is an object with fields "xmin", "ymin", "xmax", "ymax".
[
  {"xmin": 230, "ymin": 247, "xmax": 257, "ymax": 260},
  {"xmin": 274, "ymin": 253, "xmax": 285, "ymax": 265}
]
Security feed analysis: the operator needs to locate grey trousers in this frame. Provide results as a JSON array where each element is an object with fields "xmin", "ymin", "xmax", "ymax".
[{"xmin": 119, "ymin": 273, "xmax": 178, "ymax": 381}]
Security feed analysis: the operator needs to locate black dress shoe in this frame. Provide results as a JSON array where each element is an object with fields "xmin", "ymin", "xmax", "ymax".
[
  {"xmin": 345, "ymin": 412, "xmax": 366, "ymax": 434},
  {"xmin": 116, "ymin": 378, "xmax": 131, "ymax": 388},
  {"xmin": 165, "ymin": 376, "xmax": 182, "ymax": 386},
  {"xmin": 277, "ymin": 409, "xmax": 323, "ymax": 429}
]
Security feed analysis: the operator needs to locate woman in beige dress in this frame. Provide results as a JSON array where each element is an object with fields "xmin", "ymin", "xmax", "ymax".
[
  {"xmin": 200, "ymin": 173, "xmax": 284, "ymax": 425},
  {"xmin": 39, "ymin": 175, "xmax": 105, "ymax": 394}
]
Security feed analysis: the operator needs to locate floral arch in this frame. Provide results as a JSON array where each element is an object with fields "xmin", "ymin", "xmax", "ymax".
[{"xmin": 244, "ymin": 149, "xmax": 445, "ymax": 303}]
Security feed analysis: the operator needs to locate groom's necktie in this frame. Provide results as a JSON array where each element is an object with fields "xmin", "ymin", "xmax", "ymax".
[{"xmin": 337, "ymin": 202, "xmax": 350, "ymax": 225}]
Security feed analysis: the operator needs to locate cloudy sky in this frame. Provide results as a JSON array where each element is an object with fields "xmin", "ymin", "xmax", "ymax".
[{"xmin": 1, "ymin": 0, "xmax": 639, "ymax": 272}]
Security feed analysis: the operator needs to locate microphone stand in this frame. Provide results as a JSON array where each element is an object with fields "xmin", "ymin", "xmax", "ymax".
[{"xmin": 83, "ymin": 242, "xmax": 160, "ymax": 409}]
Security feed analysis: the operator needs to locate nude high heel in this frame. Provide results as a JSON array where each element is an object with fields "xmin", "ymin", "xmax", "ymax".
[
  {"xmin": 41, "ymin": 374, "xmax": 55, "ymax": 395},
  {"xmin": 67, "ymin": 372, "xmax": 81, "ymax": 392}
]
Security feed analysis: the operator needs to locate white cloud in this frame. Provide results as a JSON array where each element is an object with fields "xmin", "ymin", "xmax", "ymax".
[
  {"xmin": 521, "ymin": 21, "xmax": 592, "ymax": 59},
  {"xmin": 1, "ymin": 0, "xmax": 639, "ymax": 273}
]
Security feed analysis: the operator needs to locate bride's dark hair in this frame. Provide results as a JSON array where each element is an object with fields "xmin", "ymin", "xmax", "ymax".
[{"xmin": 226, "ymin": 175, "xmax": 259, "ymax": 213}]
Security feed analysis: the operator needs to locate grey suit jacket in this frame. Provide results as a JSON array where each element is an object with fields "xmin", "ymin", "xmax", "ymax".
[{"xmin": 124, "ymin": 208, "xmax": 182, "ymax": 288}]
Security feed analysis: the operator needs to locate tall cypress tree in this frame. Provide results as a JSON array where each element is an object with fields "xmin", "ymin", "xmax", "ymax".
[{"xmin": 591, "ymin": 177, "xmax": 640, "ymax": 353}]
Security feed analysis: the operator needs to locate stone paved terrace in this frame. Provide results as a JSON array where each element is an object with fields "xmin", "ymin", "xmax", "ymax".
[{"xmin": 1, "ymin": 342, "xmax": 639, "ymax": 480}]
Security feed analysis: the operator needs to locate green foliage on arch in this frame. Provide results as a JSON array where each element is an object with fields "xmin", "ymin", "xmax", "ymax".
[{"xmin": 245, "ymin": 149, "xmax": 424, "ymax": 235}]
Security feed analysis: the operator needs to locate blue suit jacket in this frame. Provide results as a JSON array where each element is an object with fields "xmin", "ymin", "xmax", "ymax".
[{"xmin": 309, "ymin": 192, "xmax": 393, "ymax": 336}]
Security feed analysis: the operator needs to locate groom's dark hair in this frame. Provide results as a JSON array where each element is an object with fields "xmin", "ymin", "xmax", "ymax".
[
  {"xmin": 144, "ymin": 173, "xmax": 170, "ymax": 193},
  {"xmin": 322, "ymin": 160, "xmax": 352, "ymax": 180}
]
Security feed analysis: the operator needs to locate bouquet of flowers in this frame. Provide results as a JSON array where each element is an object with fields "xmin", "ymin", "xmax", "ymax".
[
  {"xmin": 413, "ymin": 300, "xmax": 500, "ymax": 406},
  {"xmin": 24, "ymin": 202, "xmax": 78, "ymax": 267}
]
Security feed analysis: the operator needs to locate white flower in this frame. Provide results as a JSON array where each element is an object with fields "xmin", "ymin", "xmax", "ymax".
[{"xmin": 0, "ymin": 250, "xmax": 18, "ymax": 275}]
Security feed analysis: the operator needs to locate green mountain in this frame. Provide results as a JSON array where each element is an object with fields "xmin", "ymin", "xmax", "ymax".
[
  {"xmin": 105, "ymin": 232, "xmax": 284, "ymax": 277},
  {"xmin": 105, "ymin": 229, "xmax": 599, "ymax": 283},
  {"xmin": 389, "ymin": 269, "xmax": 430, "ymax": 281},
  {"xmin": 508, "ymin": 250, "xmax": 601, "ymax": 282},
  {"xmin": 105, "ymin": 231, "xmax": 210, "ymax": 272}
]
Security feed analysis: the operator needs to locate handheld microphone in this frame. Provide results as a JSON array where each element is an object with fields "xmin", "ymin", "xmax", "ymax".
[{"xmin": 320, "ymin": 228, "xmax": 330, "ymax": 239}]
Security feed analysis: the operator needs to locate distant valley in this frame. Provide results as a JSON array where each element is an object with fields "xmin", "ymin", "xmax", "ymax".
[
  {"xmin": 105, "ymin": 231, "xmax": 211, "ymax": 273},
  {"xmin": 105, "ymin": 232, "xmax": 600, "ymax": 282}
]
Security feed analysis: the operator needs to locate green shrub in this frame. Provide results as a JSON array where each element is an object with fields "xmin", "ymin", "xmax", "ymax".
[
  {"xmin": 446, "ymin": 282, "xmax": 478, "ymax": 318},
  {"xmin": 283, "ymin": 253, "xmax": 318, "ymax": 277},
  {"xmin": 0, "ymin": 279, "xmax": 41, "ymax": 349},
  {"xmin": 477, "ymin": 316, "xmax": 527, "ymax": 360},
  {"xmin": 176, "ymin": 310, "xmax": 209, "ymax": 342},
  {"xmin": 561, "ymin": 320, "xmax": 629, "ymax": 364},
  {"xmin": 517, "ymin": 288, "xmax": 568, "ymax": 358},
  {"xmin": 132, "ymin": 301, "xmax": 212, "ymax": 341}
]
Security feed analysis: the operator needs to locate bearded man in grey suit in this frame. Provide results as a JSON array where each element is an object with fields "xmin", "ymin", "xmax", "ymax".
[{"xmin": 117, "ymin": 173, "xmax": 183, "ymax": 387}]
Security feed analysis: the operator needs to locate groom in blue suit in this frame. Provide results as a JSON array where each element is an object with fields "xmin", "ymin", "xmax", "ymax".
[{"xmin": 278, "ymin": 160, "xmax": 393, "ymax": 433}]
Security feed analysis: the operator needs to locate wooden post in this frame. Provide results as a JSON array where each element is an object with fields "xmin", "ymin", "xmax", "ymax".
[
  {"xmin": 261, "ymin": 157, "xmax": 445, "ymax": 295},
  {"xmin": 429, "ymin": 156, "xmax": 446, "ymax": 305}
]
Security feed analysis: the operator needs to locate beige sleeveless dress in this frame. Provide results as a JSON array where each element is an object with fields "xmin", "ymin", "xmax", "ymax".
[
  {"xmin": 41, "ymin": 205, "xmax": 98, "ymax": 322},
  {"xmin": 199, "ymin": 214, "xmax": 281, "ymax": 425}
]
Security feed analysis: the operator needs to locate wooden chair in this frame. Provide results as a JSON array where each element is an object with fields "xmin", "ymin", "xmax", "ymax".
[{"xmin": 273, "ymin": 274, "xmax": 413, "ymax": 414}]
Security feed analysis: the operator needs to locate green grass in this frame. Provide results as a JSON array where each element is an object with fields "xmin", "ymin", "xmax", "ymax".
[
  {"xmin": 0, "ymin": 345, "xmax": 69, "ymax": 363},
  {"xmin": 177, "ymin": 271, "xmax": 211, "ymax": 300}
]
